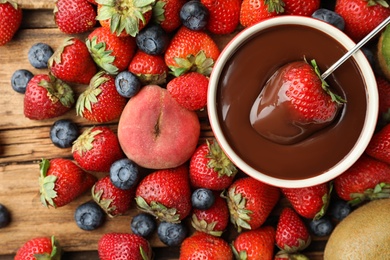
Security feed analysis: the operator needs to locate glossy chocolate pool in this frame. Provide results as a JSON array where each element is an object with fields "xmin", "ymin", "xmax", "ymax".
[{"xmin": 217, "ymin": 24, "xmax": 367, "ymax": 180}]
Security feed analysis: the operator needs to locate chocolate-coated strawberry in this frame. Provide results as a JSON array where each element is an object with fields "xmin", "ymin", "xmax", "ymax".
[
  {"xmin": 0, "ymin": 0, "xmax": 22, "ymax": 46},
  {"xmin": 15, "ymin": 236, "xmax": 62, "ymax": 260}
]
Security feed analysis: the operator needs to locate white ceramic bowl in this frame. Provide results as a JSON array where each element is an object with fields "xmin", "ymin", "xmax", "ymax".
[{"xmin": 208, "ymin": 16, "xmax": 378, "ymax": 188}]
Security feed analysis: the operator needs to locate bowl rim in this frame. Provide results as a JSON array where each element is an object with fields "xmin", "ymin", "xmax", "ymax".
[{"xmin": 207, "ymin": 16, "xmax": 379, "ymax": 188}]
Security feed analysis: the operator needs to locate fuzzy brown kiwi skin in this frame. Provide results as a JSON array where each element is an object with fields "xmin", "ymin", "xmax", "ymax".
[
  {"xmin": 378, "ymin": 31, "xmax": 390, "ymax": 81},
  {"xmin": 324, "ymin": 199, "xmax": 390, "ymax": 260}
]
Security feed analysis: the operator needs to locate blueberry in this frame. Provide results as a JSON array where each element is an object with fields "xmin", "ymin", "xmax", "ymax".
[
  {"xmin": 28, "ymin": 43, "xmax": 54, "ymax": 69},
  {"xmin": 330, "ymin": 200, "xmax": 352, "ymax": 221},
  {"xmin": 136, "ymin": 23, "xmax": 170, "ymax": 55},
  {"xmin": 312, "ymin": 9, "xmax": 345, "ymax": 31},
  {"xmin": 0, "ymin": 204, "xmax": 11, "ymax": 228},
  {"xmin": 309, "ymin": 216, "xmax": 334, "ymax": 237},
  {"xmin": 50, "ymin": 119, "xmax": 79, "ymax": 148},
  {"xmin": 131, "ymin": 213, "xmax": 157, "ymax": 238},
  {"xmin": 157, "ymin": 221, "xmax": 187, "ymax": 246},
  {"xmin": 10, "ymin": 69, "xmax": 34, "ymax": 94},
  {"xmin": 180, "ymin": 0, "xmax": 209, "ymax": 31},
  {"xmin": 110, "ymin": 158, "xmax": 139, "ymax": 190},
  {"xmin": 74, "ymin": 201, "xmax": 105, "ymax": 231},
  {"xmin": 191, "ymin": 188, "xmax": 215, "ymax": 210},
  {"xmin": 114, "ymin": 71, "xmax": 142, "ymax": 98}
]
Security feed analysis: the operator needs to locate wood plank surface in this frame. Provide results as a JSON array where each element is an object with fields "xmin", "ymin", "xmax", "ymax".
[{"xmin": 0, "ymin": 5, "xmax": 327, "ymax": 259}]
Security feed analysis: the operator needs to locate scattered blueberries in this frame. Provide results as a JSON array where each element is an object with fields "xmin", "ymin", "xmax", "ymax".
[
  {"xmin": 74, "ymin": 201, "xmax": 105, "ymax": 231},
  {"xmin": 115, "ymin": 71, "xmax": 142, "ymax": 99},
  {"xmin": 50, "ymin": 119, "xmax": 79, "ymax": 148},
  {"xmin": 157, "ymin": 221, "xmax": 188, "ymax": 246},
  {"xmin": 28, "ymin": 42, "xmax": 54, "ymax": 69},
  {"xmin": 309, "ymin": 216, "xmax": 334, "ymax": 237},
  {"xmin": 330, "ymin": 199, "xmax": 352, "ymax": 221},
  {"xmin": 0, "ymin": 204, "xmax": 11, "ymax": 228},
  {"xmin": 10, "ymin": 69, "xmax": 34, "ymax": 94},
  {"xmin": 312, "ymin": 8, "xmax": 345, "ymax": 31},
  {"xmin": 180, "ymin": 0, "xmax": 209, "ymax": 31},
  {"xmin": 131, "ymin": 213, "xmax": 157, "ymax": 238},
  {"xmin": 191, "ymin": 188, "xmax": 215, "ymax": 210},
  {"xmin": 110, "ymin": 158, "xmax": 140, "ymax": 190},
  {"xmin": 136, "ymin": 23, "xmax": 170, "ymax": 55}
]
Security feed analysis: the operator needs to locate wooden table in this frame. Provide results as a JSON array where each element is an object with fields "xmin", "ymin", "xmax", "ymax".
[{"xmin": 0, "ymin": 2, "xmax": 328, "ymax": 259}]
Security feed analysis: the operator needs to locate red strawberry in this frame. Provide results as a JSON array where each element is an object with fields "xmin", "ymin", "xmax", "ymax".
[
  {"xmin": 98, "ymin": 233, "xmax": 152, "ymax": 260},
  {"xmin": 0, "ymin": 0, "xmax": 22, "ymax": 46},
  {"xmin": 275, "ymin": 207, "xmax": 311, "ymax": 253},
  {"xmin": 128, "ymin": 50, "xmax": 168, "ymax": 85},
  {"xmin": 231, "ymin": 226, "xmax": 275, "ymax": 260},
  {"xmin": 48, "ymin": 37, "xmax": 97, "ymax": 85},
  {"xmin": 239, "ymin": 0, "xmax": 281, "ymax": 28},
  {"xmin": 76, "ymin": 71, "xmax": 127, "ymax": 122},
  {"xmin": 377, "ymin": 75, "xmax": 390, "ymax": 116},
  {"xmin": 281, "ymin": 0, "xmax": 320, "ymax": 16},
  {"xmin": 23, "ymin": 74, "xmax": 75, "ymax": 120},
  {"xmin": 334, "ymin": 154, "xmax": 390, "ymax": 205},
  {"xmin": 96, "ymin": 0, "xmax": 154, "ymax": 37},
  {"xmin": 54, "ymin": 0, "xmax": 97, "ymax": 34},
  {"xmin": 164, "ymin": 26, "xmax": 220, "ymax": 77},
  {"xmin": 281, "ymin": 182, "xmax": 331, "ymax": 219},
  {"xmin": 335, "ymin": 0, "xmax": 390, "ymax": 42},
  {"xmin": 86, "ymin": 26, "xmax": 136, "ymax": 74},
  {"xmin": 15, "ymin": 236, "xmax": 62, "ymax": 260},
  {"xmin": 167, "ymin": 72, "xmax": 209, "ymax": 111},
  {"xmin": 92, "ymin": 176, "xmax": 136, "ymax": 217},
  {"xmin": 39, "ymin": 158, "xmax": 97, "ymax": 208},
  {"xmin": 189, "ymin": 139, "xmax": 238, "ymax": 190},
  {"xmin": 191, "ymin": 192, "xmax": 229, "ymax": 236},
  {"xmin": 366, "ymin": 123, "xmax": 390, "ymax": 164},
  {"xmin": 179, "ymin": 231, "xmax": 234, "ymax": 260},
  {"xmin": 153, "ymin": 0, "xmax": 186, "ymax": 33},
  {"xmin": 226, "ymin": 176, "xmax": 280, "ymax": 232},
  {"xmin": 72, "ymin": 126, "xmax": 124, "ymax": 172},
  {"xmin": 201, "ymin": 0, "xmax": 241, "ymax": 35},
  {"xmin": 135, "ymin": 164, "xmax": 192, "ymax": 223}
]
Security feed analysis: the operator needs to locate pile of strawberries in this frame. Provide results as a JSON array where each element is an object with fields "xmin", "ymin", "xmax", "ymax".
[{"xmin": 2, "ymin": 0, "xmax": 390, "ymax": 258}]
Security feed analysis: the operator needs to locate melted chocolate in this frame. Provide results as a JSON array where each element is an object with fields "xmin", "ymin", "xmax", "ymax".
[{"xmin": 217, "ymin": 24, "xmax": 368, "ymax": 180}]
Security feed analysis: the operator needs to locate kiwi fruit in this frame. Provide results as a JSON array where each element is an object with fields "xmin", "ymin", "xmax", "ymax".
[
  {"xmin": 324, "ymin": 199, "xmax": 390, "ymax": 260},
  {"xmin": 378, "ymin": 24, "xmax": 390, "ymax": 81}
]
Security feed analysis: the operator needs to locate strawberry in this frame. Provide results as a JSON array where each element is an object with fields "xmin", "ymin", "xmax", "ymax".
[
  {"xmin": 95, "ymin": 0, "xmax": 154, "ymax": 37},
  {"xmin": 128, "ymin": 50, "xmax": 168, "ymax": 85},
  {"xmin": 54, "ymin": 0, "xmax": 97, "ymax": 34},
  {"xmin": 179, "ymin": 231, "xmax": 234, "ymax": 260},
  {"xmin": 281, "ymin": 182, "xmax": 331, "ymax": 219},
  {"xmin": 191, "ymin": 192, "xmax": 229, "ymax": 236},
  {"xmin": 135, "ymin": 164, "xmax": 192, "ymax": 223},
  {"xmin": 166, "ymin": 72, "xmax": 209, "ymax": 111},
  {"xmin": 377, "ymin": 75, "xmax": 390, "ymax": 117},
  {"xmin": 239, "ymin": 0, "xmax": 282, "ymax": 28},
  {"xmin": 366, "ymin": 123, "xmax": 390, "ymax": 164},
  {"xmin": 23, "ymin": 74, "xmax": 75, "ymax": 120},
  {"xmin": 98, "ymin": 233, "xmax": 152, "ymax": 260},
  {"xmin": 275, "ymin": 207, "xmax": 311, "ymax": 253},
  {"xmin": 164, "ymin": 26, "xmax": 220, "ymax": 77},
  {"xmin": 153, "ymin": 0, "xmax": 186, "ymax": 33},
  {"xmin": 86, "ymin": 26, "xmax": 136, "ymax": 75},
  {"xmin": 39, "ymin": 158, "xmax": 97, "ymax": 208},
  {"xmin": 48, "ymin": 37, "xmax": 97, "ymax": 85},
  {"xmin": 189, "ymin": 139, "xmax": 238, "ymax": 190},
  {"xmin": 281, "ymin": 0, "xmax": 320, "ymax": 16},
  {"xmin": 225, "ymin": 176, "xmax": 280, "ymax": 232},
  {"xmin": 231, "ymin": 226, "xmax": 275, "ymax": 260},
  {"xmin": 0, "ymin": 0, "xmax": 22, "ymax": 46},
  {"xmin": 334, "ymin": 154, "xmax": 390, "ymax": 205},
  {"xmin": 92, "ymin": 176, "xmax": 136, "ymax": 217},
  {"xmin": 72, "ymin": 126, "xmax": 124, "ymax": 173},
  {"xmin": 201, "ymin": 0, "xmax": 241, "ymax": 35},
  {"xmin": 76, "ymin": 71, "xmax": 128, "ymax": 122},
  {"xmin": 335, "ymin": 0, "xmax": 390, "ymax": 42},
  {"xmin": 14, "ymin": 236, "xmax": 62, "ymax": 260}
]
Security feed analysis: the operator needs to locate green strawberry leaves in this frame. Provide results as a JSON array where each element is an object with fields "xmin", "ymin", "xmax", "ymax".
[
  {"xmin": 206, "ymin": 139, "xmax": 238, "ymax": 178},
  {"xmin": 38, "ymin": 74, "xmax": 75, "ymax": 108},
  {"xmin": 86, "ymin": 36, "xmax": 118, "ymax": 75},
  {"xmin": 225, "ymin": 187, "xmax": 252, "ymax": 233},
  {"xmin": 170, "ymin": 50, "xmax": 215, "ymax": 77},
  {"xmin": 39, "ymin": 159, "xmax": 58, "ymax": 208},
  {"xmin": 135, "ymin": 196, "xmax": 181, "ymax": 223}
]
